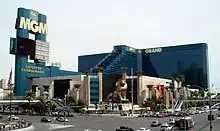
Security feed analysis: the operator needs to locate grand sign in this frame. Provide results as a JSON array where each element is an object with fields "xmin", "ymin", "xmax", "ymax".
[
  {"xmin": 21, "ymin": 65, "xmax": 44, "ymax": 74},
  {"xmin": 145, "ymin": 48, "xmax": 162, "ymax": 53},
  {"xmin": 19, "ymin": 17, "xmax": 48, "ymax": 35}
]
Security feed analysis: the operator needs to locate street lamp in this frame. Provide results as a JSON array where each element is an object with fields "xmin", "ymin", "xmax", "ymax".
[
  {"xmin": 64, "ymin": 94, "xmax": 67, "ymax": 126},
  {"xmin": 131, "ymin": 68, "xmax": 134, "ymax": 116}
]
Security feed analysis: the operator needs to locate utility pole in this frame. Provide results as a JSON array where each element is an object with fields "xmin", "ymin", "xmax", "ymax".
[{"xmin": 131, "ymin": 68, "xmax": 134, "ymax": 116}]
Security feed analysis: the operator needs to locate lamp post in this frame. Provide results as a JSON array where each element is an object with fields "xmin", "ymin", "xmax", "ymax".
[
  {"xmin": 64, "ymin": 95, "xmax": 67, "ymax": 126},
  {"xmin": 131, "ymin": 68, "xmax": 134, "ymax": 116}
]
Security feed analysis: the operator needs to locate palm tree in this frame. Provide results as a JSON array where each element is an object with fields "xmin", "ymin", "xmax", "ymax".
[
  {"xmin": 179, "ymin": 75, "xmax": 185, "ymax": 87},
  {"xmin": 121, "ymin": 66, "xmax": 128, "ymax": 73},
  {"xmin": 136, "ymin": 70, "xmax": 143, "ymax": 76},
  {"xmin": 45, "ymin": 101, "xmax": 53, "ymax": 115},
  {"xmin": 24, "ymin": 91, "xmax": 35, "ymax": 115},
  {"xmin": 84, "ymin": 70, "xmax": 90, "ymax": 76},
  {"xmin": 96, "ymin": 65, "xmax": 104, "ymax": 72},
  {"xmin": 74, "ymin": 84, "xmax": 81, "ymax": 103},
  {"xmin": 175, "ymin": 77, "xmax": 181, "ymax": 89},
  {"xmin": 67, "ymin": 96, "xmax": 77, "ymax": 106}
]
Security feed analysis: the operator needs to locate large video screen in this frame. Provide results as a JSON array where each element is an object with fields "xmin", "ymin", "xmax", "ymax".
[{"xmin": 17, "ymin": 37, "xmax": 36, "ymax": 57}]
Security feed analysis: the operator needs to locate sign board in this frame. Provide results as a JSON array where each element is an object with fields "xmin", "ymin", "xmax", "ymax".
[
  {"xmin": 145, "ymin": 48, "xmax": 162, "ymax": 53},
  {"xmin": 35, "ymin": 40, "xmax": 50, "ymax": 61},
  {"xmin": 18, "ymin": 17, "xmax": 48, "ymax": 35}
]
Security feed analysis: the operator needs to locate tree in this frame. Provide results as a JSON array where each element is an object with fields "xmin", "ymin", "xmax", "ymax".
[
  {"xmin": 67, "ymin": 96, "xmax": 77, "ymax": 106},
  {"xmin": 179, "ymin": 75, "xmax": 185, "ymax": 86},
  {"xmin": 78, "ymin": 99, "xmax": 86, "ymax": 106},
  {"xmin": 175, "ymin": 77, "xmax": 181, "ymax": 89},
  {"xmin": 136, "ymin": 70, "xmax": 143, "ymax": 76},
  {"xmin": 121, "ymin": 66, "xmax": 128, "ymax": 73},
  {"xmin": 96, "ymin": 65, "xmax": 103, "ymax": 72},
  {"xmin": 24, "ymin": 91, "xmax": 35, "ymax": 115}
]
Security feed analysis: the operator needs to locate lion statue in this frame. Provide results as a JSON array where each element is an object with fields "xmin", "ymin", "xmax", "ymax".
[
  {"xmin": 106, "ymin": 79, "xmax": 128, "ymax": 102},
  {"xmin": 115, "ymin": 79, "xmax": 127, "ymax": 101}
]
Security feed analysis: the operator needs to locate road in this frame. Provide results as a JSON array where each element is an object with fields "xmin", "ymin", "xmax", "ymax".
[{"xmin": 8, "ymin": 111, "xmax": 220, "ymax": 131}]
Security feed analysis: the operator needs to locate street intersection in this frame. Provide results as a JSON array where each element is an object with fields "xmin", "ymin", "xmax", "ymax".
[{"xmin": 14, "ymin": 111, "xmax": 220, "ymax": 131}]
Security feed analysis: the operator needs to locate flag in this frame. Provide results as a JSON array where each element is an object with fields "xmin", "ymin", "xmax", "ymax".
[{"xmin": 7, "ymin": 68, "xmax": 12, "ymax": 89}]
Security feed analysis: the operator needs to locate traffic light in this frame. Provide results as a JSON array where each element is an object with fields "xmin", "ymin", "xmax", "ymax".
[
  {"xmin": 95, "ymin": 104, "xmax": 98, "ymax": 110},
  {"xmin": 105, "ymin": 105, "xmax": 108, "ymax": 110}
]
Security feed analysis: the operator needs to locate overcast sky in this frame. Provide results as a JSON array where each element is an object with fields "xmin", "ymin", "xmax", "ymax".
[{"xmin": 0, "ymin": 0, "xmax": 219, "ymax": 90}]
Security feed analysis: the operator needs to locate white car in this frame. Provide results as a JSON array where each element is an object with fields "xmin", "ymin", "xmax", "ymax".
[
  {"xmin": 168, "ymin": 118, "xmax": 175, "ymax": 125},
  {"xmin": 137, "ymin": 127, "xmax": 150, "ymax": 131},
  {"xmin": 7, "ymin": 115, "xmax": 19, "ymax": 120},
  {"xmin": 56, "ymin": 117, "xmax": 68, "ymax": 122},
  {"xmin": 161, "ymin": 123, "xmax": 173, "ymax": 131}
]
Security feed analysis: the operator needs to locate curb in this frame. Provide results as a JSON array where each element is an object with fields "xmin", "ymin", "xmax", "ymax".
[{"xmin": 11, "ymin": 124, "xmax": 35, "ymax": 131}]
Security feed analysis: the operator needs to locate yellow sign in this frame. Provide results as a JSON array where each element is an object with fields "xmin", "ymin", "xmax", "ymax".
[
  {"xmin": 21, "ymin": 65, "xmax": 44, "ymax": 74},
  {"xmin": 145, "ymin": 48, "xmax": 162, "ymax": 53},
  {"xmin": 19, "ymin": 17, "xmax": 48, "ymax": 35}
]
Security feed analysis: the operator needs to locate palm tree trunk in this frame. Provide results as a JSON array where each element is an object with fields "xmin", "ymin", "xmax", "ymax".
[{"xmin": 29, "ymin": 100, "xmax": 31, "ymax": 115}]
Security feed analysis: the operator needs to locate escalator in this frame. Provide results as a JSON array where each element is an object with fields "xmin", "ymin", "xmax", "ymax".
[
  {"xmin": 52, "ymin": 98, "xmax": 64, "ymax": 108},
  {"xmin": 174, "ymin": 100, "xmax": 183, "ymax": 111}
]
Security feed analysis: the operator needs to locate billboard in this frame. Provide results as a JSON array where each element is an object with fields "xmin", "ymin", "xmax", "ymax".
[
  {"xmin": 13, "ymin": 8, "xmax": 50, "ymax": 61},
  {"xmin": 35, "ymin": 40, "xmax": 50, "ymax": 61}
]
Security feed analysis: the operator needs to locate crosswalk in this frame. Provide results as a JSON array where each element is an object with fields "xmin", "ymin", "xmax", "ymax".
[
  {"xmin": 33, "ymin": 123, "xmax": 76, "ymax": 131},
  {"xmin": 46, "ymin": 123, "xmax": 75, "ymax": 130}
]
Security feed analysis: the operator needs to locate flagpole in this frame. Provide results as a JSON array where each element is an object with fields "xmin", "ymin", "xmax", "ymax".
[{"xmin": 8, "ymin": 68, "xmax": 13, "ymax": 122}]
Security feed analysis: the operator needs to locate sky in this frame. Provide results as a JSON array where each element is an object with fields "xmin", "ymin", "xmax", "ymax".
[{"xmin": 0, "ymin": 0, "xmax": 219, "ymax": 90}]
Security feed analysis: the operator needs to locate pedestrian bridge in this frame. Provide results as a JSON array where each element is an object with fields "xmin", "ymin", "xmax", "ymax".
[
  {"xmin": 0, "ymin": 96, "xmax": 39, "ymax": 104},
  {"xmin": 0, "ymin": 100, "xmax": 39, "ymax": 104}
]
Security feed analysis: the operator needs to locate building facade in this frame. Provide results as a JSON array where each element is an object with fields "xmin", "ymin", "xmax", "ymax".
[{"xmin": 78, "ymin": 43, "xmax": 209, "ymax": 89}]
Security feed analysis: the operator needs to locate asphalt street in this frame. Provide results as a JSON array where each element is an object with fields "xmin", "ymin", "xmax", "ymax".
[{"xmin": 7, "ymin": 111, "xmax": 220, "ymax": 131}]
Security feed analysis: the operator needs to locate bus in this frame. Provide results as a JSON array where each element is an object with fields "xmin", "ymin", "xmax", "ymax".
[{"xmin": 179, "ymin": 117, "xmax": 194, "ymax": 130}]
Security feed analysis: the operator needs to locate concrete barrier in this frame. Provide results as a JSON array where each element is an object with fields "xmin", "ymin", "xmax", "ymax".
[{"xmin": 11, "ymin": 124, "xmax": 34, "ymax": 131}]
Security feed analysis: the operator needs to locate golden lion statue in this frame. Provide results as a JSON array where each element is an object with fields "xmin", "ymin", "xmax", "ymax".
[{"xmin": 106, "ymin": 79, "xmax": 128, "ymax": 102}]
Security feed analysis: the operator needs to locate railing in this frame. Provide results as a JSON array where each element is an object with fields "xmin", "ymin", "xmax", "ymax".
[{"xmin": 1, "ymin": 96, "xmax": 24, "ymax": 100}]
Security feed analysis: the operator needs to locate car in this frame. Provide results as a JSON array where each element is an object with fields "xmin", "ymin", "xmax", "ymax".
[
  {"xmin": 151, "ymin": 121, "xmax": 161, "ymax": 127},
  {"xmin": 174, "ymin": 118, "xmax": 180, "ymax": 127},
  {"xmin": 115, "ymin": 126, "xmax": 134, "ymax": 131},
  {"xmin": 41, "ymin": 117, "xmax": 51, "ymax": 123},
  {"xmin": 168, "ymin": 118, "xmax": 175, "ymax": 125},
  {"xmin": 161, "ymin": 123, "xmax": 173, "ymax": 131},
  {"xmin": 158, "ymin": 114, "xmax": 165, "ymax": 118},
  {"xmin": 137, "ymin": 127, "xmax": 150, "ymax": 131},
  {"xmin": 56, "ymin": 117, "xmax": 68, "ymax": 122},
  {"xmin": 7, "ymin": 115, "xmax": 19, "ymax": 121},
  {"xmin": 217, "ymin": 113, "xmax": 220, "ymax": 120}
]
